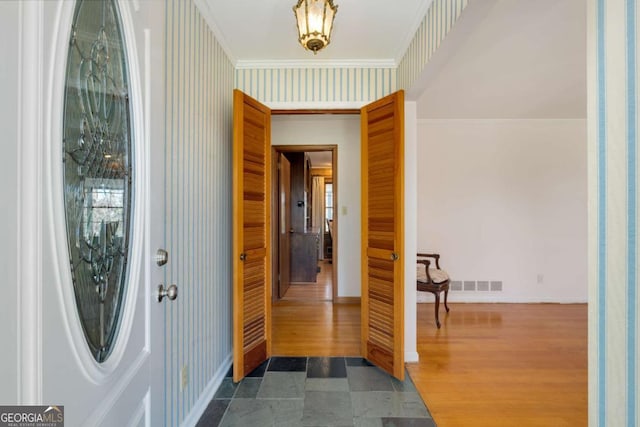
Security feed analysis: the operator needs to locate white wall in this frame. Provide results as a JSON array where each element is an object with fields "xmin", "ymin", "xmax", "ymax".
[
  {"xmin": 404, "ymin": 103, "xmax": 418, "ymax": 362},
  {"xmin": 0, "ymin": 0, "xmax": 19, "ymax": 405},
  {"xmin": 272, "ymin": 115, "xmax": 361, "ymax": 297},
  {"xmin": 417, "ymin": 119, "xmax": 587, "ymax": 302}
]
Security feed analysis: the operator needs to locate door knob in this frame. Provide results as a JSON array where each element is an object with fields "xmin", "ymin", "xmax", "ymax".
[
  {"xmin": 157, "ymin": 284, "xmax": 178, "ymax": 302},
  {"xmin": 390, "ymin": 252, "xmax": 399, "ymax": 261},
  {"xmin": 239, "ymin": 253, "xmax": 247, "ymax": 261}
]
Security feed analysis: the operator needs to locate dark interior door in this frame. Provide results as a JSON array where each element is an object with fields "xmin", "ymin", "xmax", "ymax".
[{"xmin": 278, "ymin": 153, "xmax": 291, "ymax": 298}]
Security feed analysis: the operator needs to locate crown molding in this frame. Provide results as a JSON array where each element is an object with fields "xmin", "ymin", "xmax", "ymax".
[
  {"xmin": 235, "ymin": 59, "xmax": 397, "ymax": 70},
  {"xmin": 394, "ymin": 0, "xmax": 435, "ymax": 64},
  {"xmin": 193, "ymin": 0, "xmax": 237, "ymax": 65},
  {"xmin": 194, "ymin": 0, "xmax": 428, "ymax": 70}
]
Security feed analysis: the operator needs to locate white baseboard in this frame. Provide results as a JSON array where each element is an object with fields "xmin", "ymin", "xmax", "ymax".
[
  {"xmin": 404, "ymin": 351, "xmax": 419, "ymax": 363},
  {"xmin": 418, "ymin": 295, "xmax": 588, "ymax": 304},
  {"xmin": 182, "ymin": 353, "xmax": 233, "ymax": 427}
]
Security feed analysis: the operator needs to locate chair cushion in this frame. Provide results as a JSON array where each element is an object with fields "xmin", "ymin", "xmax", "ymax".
[{"xmin": 416, "ymin": 265, "xmax": 449, "ymax": 284}]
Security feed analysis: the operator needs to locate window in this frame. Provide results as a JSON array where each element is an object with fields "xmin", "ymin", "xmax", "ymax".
[
  {"xmin": 325, "ymin": 182, "xmax": 333, "ymax": 232},
  {"xmin": 62, "ymin": 0, "xmax": 133, "ymax": 363}
]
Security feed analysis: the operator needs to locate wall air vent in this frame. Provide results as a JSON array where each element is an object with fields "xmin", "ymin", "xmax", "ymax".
[
  {"xmin": 450, "ymin": 281, "xmax": 463, "ymax": 291},
  {"xmin": 447, "ymin": 280, "xmax": 504, "ymax": 291},
  {"xmin": 477, "ymin": 281, "xmax": 489, "ymax": 291}
]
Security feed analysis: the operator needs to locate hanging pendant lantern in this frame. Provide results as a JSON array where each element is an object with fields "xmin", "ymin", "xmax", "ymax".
[{"xmin": 293, "ymin": 0, "xmax": 338, "ymax": 54}]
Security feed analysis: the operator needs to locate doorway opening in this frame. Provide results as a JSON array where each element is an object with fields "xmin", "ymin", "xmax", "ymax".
[
  {"xmin": 271, "ymin": 145, "xmax": 338, "ymax": 302},
  {"xmin": 233, "ymin": 91, "xmax": 406, "ymax": 380}
]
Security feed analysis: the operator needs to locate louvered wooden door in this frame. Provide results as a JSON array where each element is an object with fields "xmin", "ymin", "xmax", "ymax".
[
  {"xmin": 233, "ymin": 90, "xmax": 271, "ymax": 382},
  {"xmin": 361, "ymin": 91, "xmax": 405, "ymax": 380}
]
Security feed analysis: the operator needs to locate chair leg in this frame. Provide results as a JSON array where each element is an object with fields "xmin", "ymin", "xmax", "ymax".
[
  {"xmin": 444, "ymin": 289, "xmax": 450, "ymax": 313},
  {"xmin": 434, "ymin": 292, "xmax": 441, "ymax": 329}
]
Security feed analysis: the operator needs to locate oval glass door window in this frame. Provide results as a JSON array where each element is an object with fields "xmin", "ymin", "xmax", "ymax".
[{"xmin": 62, "ymin": 0, "xmax": 134, "ymax": 363}]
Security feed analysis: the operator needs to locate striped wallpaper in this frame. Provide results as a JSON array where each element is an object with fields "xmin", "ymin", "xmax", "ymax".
[
  {"xmin": 164, "ymin": 0, "xmax": 234, "ymax": 425},
  {"xmin": 235, "ymin": 67, "xmax": 396, "ymax": 104},
  {"xmin": 397, "ymin": 0, "xmax": 470, "ymax": 91},
  {"xmin": 588, "ymin": 0, "xmax": 639, "ymax": 426}
]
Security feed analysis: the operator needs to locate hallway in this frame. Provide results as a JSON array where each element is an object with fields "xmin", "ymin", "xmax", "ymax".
[
  {"xmin": 280, "ymin": 261, "xmax": 334, "ymax": 302},
  {"xmin": 271, "ymin": 300, "xmax": 360, "ymax": 356}
]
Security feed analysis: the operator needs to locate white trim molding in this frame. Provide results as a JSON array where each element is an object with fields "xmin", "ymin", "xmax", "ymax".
[
  {"xmin": 17, "ymin": 0, "xmax": 44, "ymax": 405},
  {"xmin": 181, "ymin": 354, "xmax": 232, "ymax": 427},
  {"xmin": 394, "ymin": 0, "xmax": 436, "ymax": 64},
  {"xmin": 235, "ymin": 59, "xmax": 397, "ymax": 70},
  {"xmin": 405, "ymin": 351, "xmax": 420, "ymax": 363},
  {"xmin": 192, "ymin": 0, "xmax": 237, "ymax": 65}
]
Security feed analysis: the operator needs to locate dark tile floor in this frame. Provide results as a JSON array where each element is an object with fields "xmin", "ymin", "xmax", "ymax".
[{"xmin": 196, "ymin": 357, "xmax": 436, "ymax": 427}]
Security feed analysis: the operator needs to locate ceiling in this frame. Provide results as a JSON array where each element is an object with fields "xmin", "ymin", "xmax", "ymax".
[
  {"xmin": 201, "ymin": 0, "xmax": 586, "ymax": 119},
  {"xmin": 200, "ymin": 0, "xmax": 431, "ymax": 65},
  {"xmin": 415, "ymin": 0, "xmax": 586, "ymax": 119},
  {"xmin": 307, "ymin": 151, "xmax": 333, "ymax": 168}
]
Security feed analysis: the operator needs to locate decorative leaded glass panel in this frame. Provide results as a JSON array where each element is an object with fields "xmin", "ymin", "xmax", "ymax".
[{"xmin": 62, "ymin": 0, "xmax": 133, "ymax": 363}]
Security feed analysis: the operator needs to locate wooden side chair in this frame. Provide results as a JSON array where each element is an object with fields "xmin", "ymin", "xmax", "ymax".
[{"xmin": 416, "ymin": 253, "xmax": 451, "ymax": 328}]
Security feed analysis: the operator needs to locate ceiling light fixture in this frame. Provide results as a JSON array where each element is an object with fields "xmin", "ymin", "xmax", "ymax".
[{"xmin": 293, "ymin": 0, "xmax": 338, "ymax": 54}]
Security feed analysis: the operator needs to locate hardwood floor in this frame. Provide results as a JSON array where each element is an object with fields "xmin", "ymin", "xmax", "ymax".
[
  {"xmin": 271, "ymin": 300, "xmax": 360, "ymax": 356},
  {"xmin": 280, "ymin": 260, "xmax": 333, "ymax": 301},
  {"xmin": 409, "ymin": 303, "xmax": 587, "ymax": 427},
  {"xmin": 271, "ymin": 302, "xmax": 587, "ymax": 426}
]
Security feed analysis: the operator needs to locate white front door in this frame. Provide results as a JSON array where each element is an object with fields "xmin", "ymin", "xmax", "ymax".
[{"xmin": 18, "ymin": 1, "xmax": 168, "ymax": 425}]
